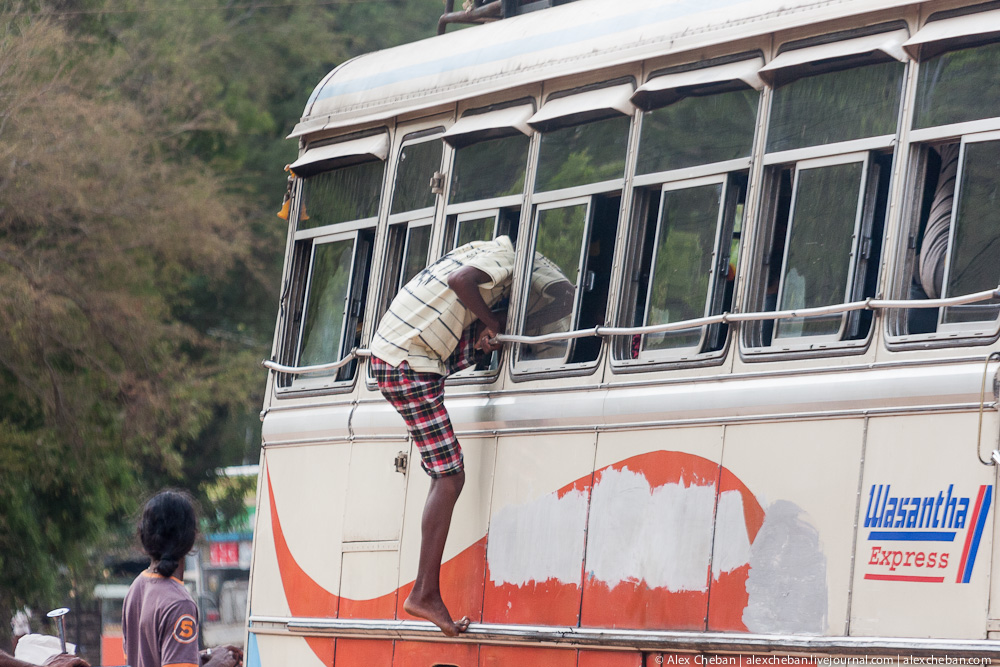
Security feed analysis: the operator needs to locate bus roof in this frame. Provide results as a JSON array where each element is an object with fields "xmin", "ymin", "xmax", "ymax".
[{"xmin": 290, "ymin": 0, "xmax": 923, "ymax": 139}]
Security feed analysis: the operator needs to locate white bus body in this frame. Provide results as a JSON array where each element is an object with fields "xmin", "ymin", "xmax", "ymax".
[{"xmin": 247, "ymin": 0, "xmax": 1000, "ymax": 664}]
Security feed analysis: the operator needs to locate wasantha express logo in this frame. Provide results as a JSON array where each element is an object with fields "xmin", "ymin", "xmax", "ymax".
[{"xmin": 863, "ymin": 483, "xmax": 992, "ymax": 584}]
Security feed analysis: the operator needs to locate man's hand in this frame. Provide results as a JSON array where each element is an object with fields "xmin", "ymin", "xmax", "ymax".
[
  {"xmin": 202, "ymin": 645, "xmax": 243, "ymax": 667},
  {"xmin": 475, "ymin": 313, "xmax": 507, "ymax": 354}
]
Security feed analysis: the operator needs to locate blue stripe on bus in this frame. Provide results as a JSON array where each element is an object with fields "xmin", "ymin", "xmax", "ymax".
[
  {"xmin": 246, "ymin": 633, "xmax": 261, "ymax": 667},
  {"xmin": 867, "ymin": 531, "xmax": 955, "ymax": 541},
  {"xmin": 961, "ymin": 485, "xmax": 992, "ymax": 584},
  {"xmin": 312, "ymin": 0, "xmax": 745, "ymax": 104}
]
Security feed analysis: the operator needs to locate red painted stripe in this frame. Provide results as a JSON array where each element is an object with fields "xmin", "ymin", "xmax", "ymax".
[
  {"xmin": 955, "ymin": 485, "xmax": 986, "ymax": 583},
  {"xmin": 864, "ymin": 573, "xmax": 945, "ymax": 583}
]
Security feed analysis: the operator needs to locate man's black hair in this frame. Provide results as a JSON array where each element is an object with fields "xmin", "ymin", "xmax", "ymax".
[{"xmin": 138, "ymin": 490, "xmax": 197, "ymax": 578}]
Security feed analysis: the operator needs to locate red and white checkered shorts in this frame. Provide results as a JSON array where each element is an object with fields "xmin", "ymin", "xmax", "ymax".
[{"xmin": 370, "ymin": 330, "xmax": 477, "ymax": 478}]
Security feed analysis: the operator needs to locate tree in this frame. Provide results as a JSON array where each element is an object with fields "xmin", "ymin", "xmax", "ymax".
[{"xmin": 0, "ymin": 0, "xmax": 446, "ymax": 649}]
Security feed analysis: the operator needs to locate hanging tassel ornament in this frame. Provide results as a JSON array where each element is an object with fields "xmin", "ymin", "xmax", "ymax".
[{"xmin": 277, "ymin": 165, "xmax": 296, "ymax": 220}]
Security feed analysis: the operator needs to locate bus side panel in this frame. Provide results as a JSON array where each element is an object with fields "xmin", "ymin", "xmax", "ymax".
[
  {"xmin": 396, "ymin": 436, "xmax": 496, "ymax": 624},
  {"xmin": 851, "ymin": 413, "xmax": 994, "ymax": 638},
  {"xmin": 338, "ymin": 438, "xmax": 409, "ymax": 621},
  {"xmin": 578, "ymin": 650, "xmax": 643, "ymax": 666},
  {"xmin": 483, "ymin": 433, "xmax": 597, "ymax": 626},
  {"xmin": 710, "ymin": 420, "xmax": 865, "ymax": 635},
  {"xmin": 479, "ymin": 645, "xmax": 578, "ymax": 666},
  {"xmin": 335, "ymin": 638, "xmax": 394, "ymax": 665},
  {"xmin": 581, "ymin": 428, "xmax": 725, "ymax": 630},
  {"xmin": 392, "ymin": 640, "xmax": 479, "ymax": 667},
  {"xmin": 253, "ymin": 444, "xmax": 353, "ymax": 619},
  {"xmin": 251, "ymin": 633, "xmax": 332, "ymax": 667}
]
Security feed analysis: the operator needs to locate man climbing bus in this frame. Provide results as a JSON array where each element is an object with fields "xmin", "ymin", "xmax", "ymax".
[{"xmin": 368, "ymin": 234, "xmax": 572, "ymax": 636}]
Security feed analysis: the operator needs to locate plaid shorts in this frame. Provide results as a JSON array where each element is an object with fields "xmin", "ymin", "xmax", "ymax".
[{"xmin": 370, "ymin": 329, "xmax": 477, "ymax": 478}]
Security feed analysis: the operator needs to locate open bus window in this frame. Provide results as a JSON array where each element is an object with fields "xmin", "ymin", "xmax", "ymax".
[
  {"xmin": 442, "ymin": 112, "xmax": 532, "ymax": 374},
  {"xmin": 618, "ymin": 63, "xmax": 760, "ymax": 364},
  {"xmin": 378, "ymin": 136, "xmax": 443, "ymax": 314},
  {"xmin": 280, "ymin": 229, "xmax": 374, "ymax": 388},
  {"xmin": 894, "ymin": 26, "xmax": 1000, "ymax": 339},
  {"xmin": 516, "ymin": 96, "xmax": 631, "ymax": 371},
  {"xmin": 277, "ymin": 143, "xmax": 385, "ymax": 390},
  {"xmin": 746, "ymin": 34, "xmax": 903, "ymax": 351}
]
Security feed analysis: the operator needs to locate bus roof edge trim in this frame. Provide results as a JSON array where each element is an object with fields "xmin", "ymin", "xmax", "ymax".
[
  {"xmin": 903, "ymin": 10, "xmax": 1000, "ymax": 60},
  {"xmin": 758, "ymin": 29, "xmax": 909, "ymax": 84},
  {"xmin": 442, "ymin": 105, "xmax": 535, "ymax": 146},
  {"xmin": 528, "ymin": 83, "xmax": 635, "ymax": 131},
  {"xmin": 632, "ymin": 57, "xmax": 764, "ymax": 110},
  {"xmin": 290, "ymin": 133, "xmax": 389, "ymax": 176}
]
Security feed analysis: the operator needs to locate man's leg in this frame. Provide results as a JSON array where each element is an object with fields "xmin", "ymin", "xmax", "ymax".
[
  {"xmin": 371, "ymin": 356, "xmax": 471, "ymax": 636},
  {"xmin": 402, "ymin": 470, "xmax": 470, "ymax": 636}
]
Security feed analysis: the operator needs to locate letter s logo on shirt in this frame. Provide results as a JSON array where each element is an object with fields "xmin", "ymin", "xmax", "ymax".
[{"xmin": 173, "ymin": 614, "xmax": 198, "ymax": 644}]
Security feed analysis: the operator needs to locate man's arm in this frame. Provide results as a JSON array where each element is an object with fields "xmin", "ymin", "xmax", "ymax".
[
  {"xmin": 447, "ymin": 266, "xmax": 506, "ymax": 353},
  {"xmin": 447, "ymin": 266, "xmax": 502, "ymax": 330}
]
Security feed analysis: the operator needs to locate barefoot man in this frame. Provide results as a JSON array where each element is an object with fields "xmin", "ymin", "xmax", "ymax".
[{"xmin": 368, "ymin": 235, "xmax": 517, "ymax": 636}]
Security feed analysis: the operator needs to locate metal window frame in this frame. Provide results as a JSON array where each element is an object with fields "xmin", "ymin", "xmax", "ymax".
[
  {"xmin": 515, "ymin": 195, "xmax": 593, "ymax": 372},
  {"xmin": 771, "ymin": 152, "xmax": 872, "ymax": 346},
  {"xmin": 285, "ymin": 229, "xmax": 366, "ymax": 393},
  {"xmin": 396, "ymin": 218, "xmax": 434, "ymax": 294},
  {"xmin": 387, "ymin": 133, "xmax": 444, "ymax": 224},
  {"xmin": 454, "ymin": 209, "xmax": 500, "ymax": 248},
  {"xmin": 936, "ymin": 130, "xmax": 1000, "ymax": 336},
  {"xmin": 637, "ymin": 174, "xmax": 729, "ymax": 362}
]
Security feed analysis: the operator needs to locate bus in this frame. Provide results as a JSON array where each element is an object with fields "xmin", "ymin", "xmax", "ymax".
[{"xmin": 245, "ymin": 0, "xmax": 1000, "ymax": 664}]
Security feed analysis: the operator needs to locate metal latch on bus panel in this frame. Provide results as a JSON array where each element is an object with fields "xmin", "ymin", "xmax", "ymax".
[
  {"xmin": 430, "ymin": 171, "xmax": 446, "ymax": 196},
  {"xmin": 394, "ymin": 451, "xmax": 408, "ymax": 475}
]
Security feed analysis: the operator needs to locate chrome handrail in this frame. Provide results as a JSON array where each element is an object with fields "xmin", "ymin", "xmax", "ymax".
[{"xmin": 262, "ymin": 287, "xmax": 1000, "ymax": 375}]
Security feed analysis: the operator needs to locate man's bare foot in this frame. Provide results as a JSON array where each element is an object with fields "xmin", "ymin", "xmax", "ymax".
[{"xmin": 403, "ymin": 593, "xmax": 470, "ymax": 637}]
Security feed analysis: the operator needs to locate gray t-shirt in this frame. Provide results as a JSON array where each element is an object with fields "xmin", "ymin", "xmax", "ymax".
[{"xmin": 122, "ymin": 572, "xmax": 200, "ymax": 667}]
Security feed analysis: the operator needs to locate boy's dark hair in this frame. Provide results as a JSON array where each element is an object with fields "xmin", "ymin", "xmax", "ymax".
[{"xmin": 138, "ymin": 490, "xmax": 197, "ymax": 578}]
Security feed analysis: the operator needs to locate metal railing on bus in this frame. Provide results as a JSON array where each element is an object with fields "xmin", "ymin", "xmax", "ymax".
[
  {"xmin": 261, "ymin": 286, "xmax": 1000, "ymax": 376},
  {"xmin": 261, "ymin": 286, "xmax": 1000, "ymax": 465}
]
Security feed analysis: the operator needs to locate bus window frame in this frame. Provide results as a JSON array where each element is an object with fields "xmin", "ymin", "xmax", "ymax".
[
  {"xmin": 887, "ymin": 23, "xmax": 1000, "ymax": 347},
  {"xmin": 613, "ymin": 64, "xmax": 761, "ymax": 370},
  {"xmin": 276, "ymin": 146, "xmax": 386, "ymax": 394},
  {"xmin": 509, "ymin": 87, "xmax": 633, "ymax": 377},
  {"xmin": 741, "ymin": 46, "xmax": 903, "ymax": 359},
  {"xmin": 890, "ymin": 129, "xmax": 1000, "ymax": 344},
  {"xmin": 515, "ymin": 195, "xmax": 594, "ymax": 371},
  {"xmin": 451, "ymin": 209, "xmax": 499, "ymax": 249},
  {"xmin": 282, "ymin": 227, "xmax": 373, "ymax": 393},
  {"xmin": 437, "ymin": 115, "xmax": 533, "ymax": 384},
  {"xmin": 771, "ymin": 152, "xmax": 872, "ymax": 345}
]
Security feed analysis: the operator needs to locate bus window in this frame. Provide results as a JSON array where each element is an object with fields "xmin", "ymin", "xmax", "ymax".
[
  {"xmin": 276, "ymin": 134, "xmax": 386, "ymax": 389},
  {"xmin": 746, "ymin": 31, "xmax": 905, "ymax": 351},
  {"xmin": 618, "ymin": 58, "xmax": 761, "ymax": 364},
  {"xmin": 441, "ymin": 104, "xmax": 534, "ymax": 372},
  {"xmin": 380, "ymin": 135, "xmax": 444, "ymax": 310},
  {"xmin": 515, "ymin": 82, "xmax": 632, "ymax": 371},
  {"xmin": 893, "ymin": 16, "xmax": 1000, "ymax": 339}
]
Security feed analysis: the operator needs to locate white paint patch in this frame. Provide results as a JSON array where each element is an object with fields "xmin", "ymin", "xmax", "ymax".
[
  {"xmin": 743, "ymin": 500, "xmax": 828, "ymax": 635},
  {"xmin": 586, "ymin": 466, "xmax": 716, "ymax": 591},
  {"xmin": 487, "ymin": 488, "xmax": 589, "ymax": 587},
  {"xmin": 712, "ymin": 490, "xmax": 752, "ymax": 578}
]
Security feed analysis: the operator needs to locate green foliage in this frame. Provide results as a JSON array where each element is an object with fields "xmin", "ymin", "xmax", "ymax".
[{"xmin": 0, "ymin": 0, "xmax": 445, "ymax": 644}]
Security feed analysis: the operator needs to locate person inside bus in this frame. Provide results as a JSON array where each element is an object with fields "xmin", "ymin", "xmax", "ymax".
[
  {"xmin": 369, "ymin": 235, "xmax": 573, "ymax": 636},
  {"xmin": 122, "ymin": 490, "xmax": 244, "ymax": 667}
]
